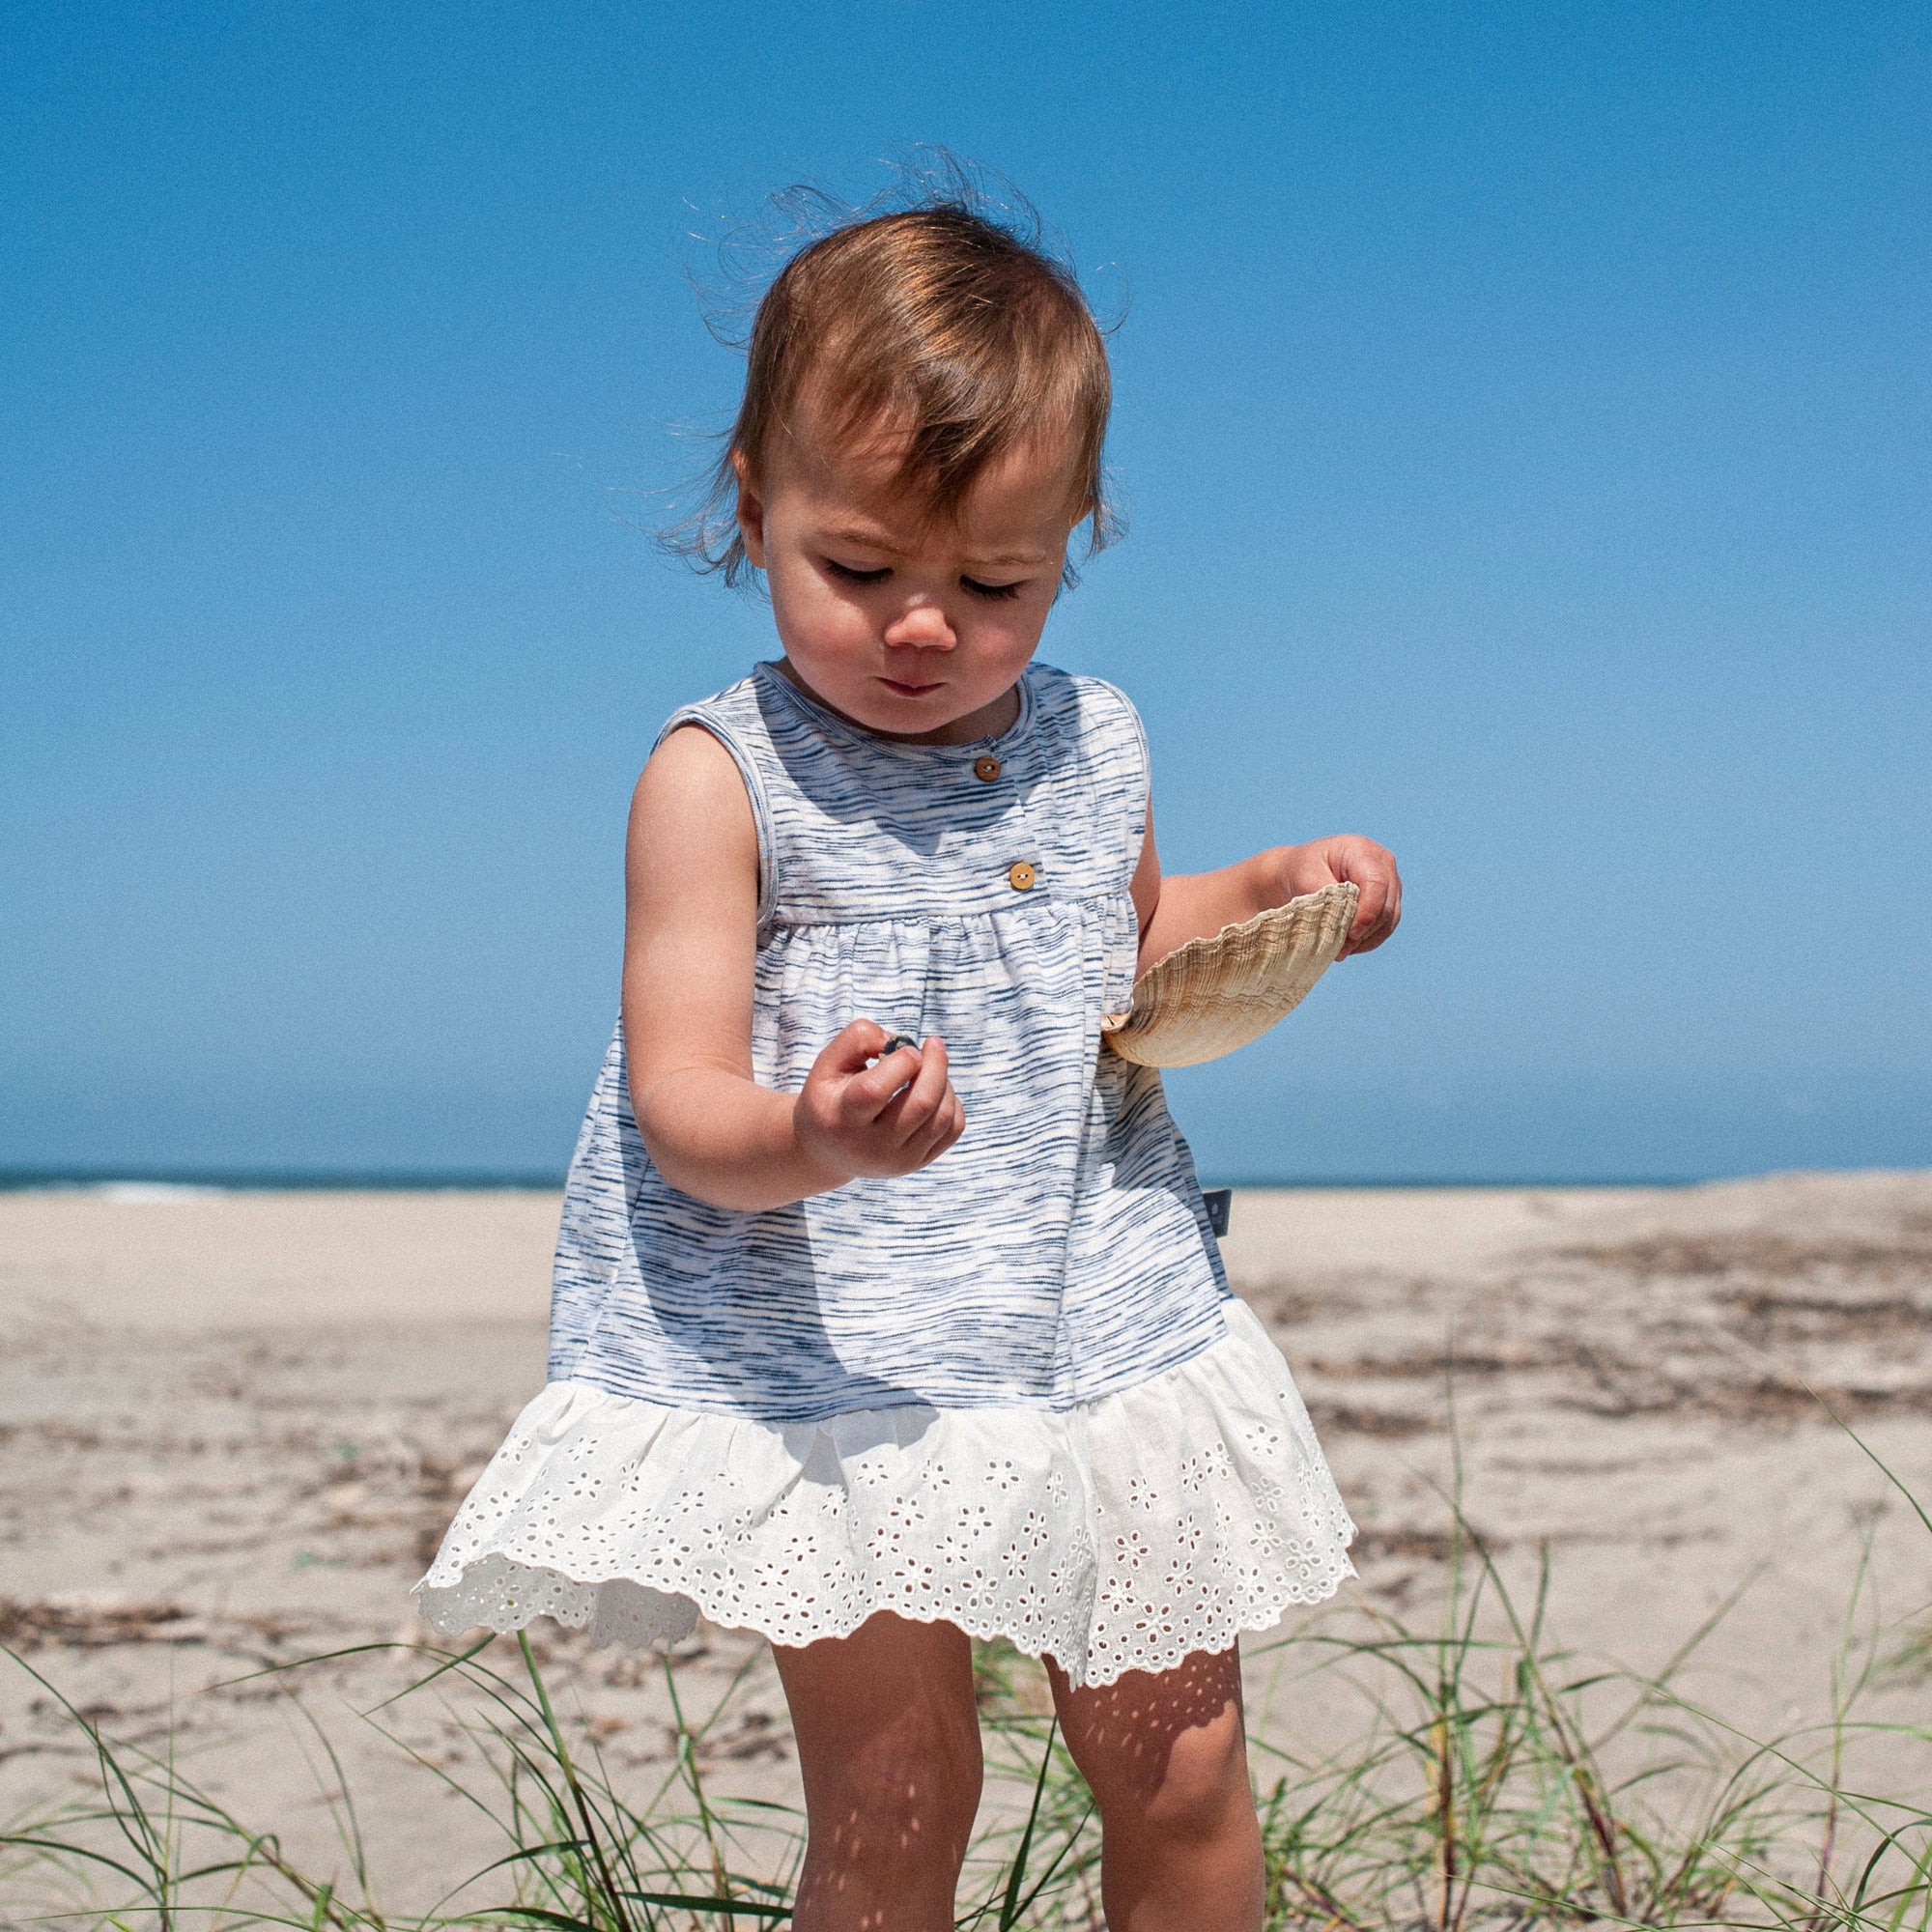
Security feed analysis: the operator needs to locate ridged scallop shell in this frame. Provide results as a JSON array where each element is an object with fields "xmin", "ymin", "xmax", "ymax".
[{"xmin": 1101, "ymin": 881, "xmax": 1359, "ymax": 1067}]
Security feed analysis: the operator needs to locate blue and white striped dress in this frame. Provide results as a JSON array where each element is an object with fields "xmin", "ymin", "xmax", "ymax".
[{"xmin": 418, "ymin": 661, "xmax": 1354, "ymax": 1685}]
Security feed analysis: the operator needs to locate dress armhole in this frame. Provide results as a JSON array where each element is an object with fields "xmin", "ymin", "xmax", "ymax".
[
  {"xmin": 651, "ymin": 708, "xmax": 778, "ymax": 936},
  {"xmin": 1125, "ymin": 697, "xmax": 1151, "ymax": 838},
  {"xmin": 1085, "ymin": 676, "xmax": 1153, "ymax": 882}
]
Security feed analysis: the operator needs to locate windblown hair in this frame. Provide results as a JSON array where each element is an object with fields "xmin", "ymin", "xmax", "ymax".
[{"xmin": 673, "ymin": 170, "xmax": 1116, "ymax": 586}]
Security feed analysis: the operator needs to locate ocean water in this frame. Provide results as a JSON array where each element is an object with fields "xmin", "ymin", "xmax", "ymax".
[
  {"xmin": 3, "ymin": 1062, "xmax": 1923, "ymax": 1194},
  {"xmin": 6, "ymin": 1091, "xmax": 1923, "ymax": 1195}
]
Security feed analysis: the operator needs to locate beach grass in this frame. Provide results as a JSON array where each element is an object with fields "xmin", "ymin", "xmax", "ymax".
[{"xmin": 5, "ymin": 1458, "xmax": 1928, "ymax": 1931}]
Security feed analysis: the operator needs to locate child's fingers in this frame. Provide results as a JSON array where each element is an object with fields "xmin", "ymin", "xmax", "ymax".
[
  {"xmin": 908, "ymin": 1090, "xmax": 962, "ymax": 1159},
  {"xmin": 819, "ymin": 1020, "xmax": 919, "ymax": 1117},
  {"xmin": 816, "ymin": 1018, "xmax": 895, "ymax": 1082},
  {"xmin": 1332, "ymin": 842, "xmax": 1402, "ymax": 956},
  {"xmin": 1350, "ymin": 869, "xmax": 1390, "ymax": 933},
  {"xmin": 844, "ymin": 1042, "xmax": 924, "ymax": 1120},
  {"xmin": 1344, "ymin": 874, "xmax": 1402, "ymax": 955},
  {"xmin": 872, "ymin": 1036, "xmax": 951, "ymax": 1141},
  {"xmin": 811, "ymin": 1028, "xmax": 960, "ymax": 1168},
  {"xmin": 902, "ymin": 1085, "xmax": 965, "ymax": 1168},
  {"xmin": 899, "ymin": 1037, "xmax": 952, "ymax": 1133},
  {"xmin": 880, "ymin": 1077, "xmax": 964, "ymax": 1170}
]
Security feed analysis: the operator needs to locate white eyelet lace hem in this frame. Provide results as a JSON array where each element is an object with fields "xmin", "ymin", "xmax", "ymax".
[{"xmin": 415, "ymin": 1298, "xmax": 1354, "ymax": 1687}]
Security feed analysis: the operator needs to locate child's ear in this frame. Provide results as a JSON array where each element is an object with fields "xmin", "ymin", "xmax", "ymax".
[{"xmin": 731, "ymin": 449, "xmax": 768, "ymax": 570}]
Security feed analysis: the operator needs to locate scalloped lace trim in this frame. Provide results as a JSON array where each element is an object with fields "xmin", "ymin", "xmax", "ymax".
[{"xmin": 415, "ymin": 1299, "xmax": 1354, "ymax": 1687}]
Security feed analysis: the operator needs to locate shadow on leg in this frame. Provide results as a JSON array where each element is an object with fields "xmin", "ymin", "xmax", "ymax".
[
  {"xmin": 1047, "ymin": 1643, "xmax": 1264, "ymax": 1932},
  {"xmin": 774, "ymin": 1611, "xmax": 982, "ymax": 1932}
]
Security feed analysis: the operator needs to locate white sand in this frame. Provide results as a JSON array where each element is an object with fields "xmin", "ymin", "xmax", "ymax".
[{"xmin": 3, "ymin": 1174, "xmax": 1928, "ymax": 1907}]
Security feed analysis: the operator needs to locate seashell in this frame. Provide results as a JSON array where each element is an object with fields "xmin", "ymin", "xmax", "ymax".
[{"xmin": 1101, "ymin": 881, "xmax": 1359, "ymax": 1067}]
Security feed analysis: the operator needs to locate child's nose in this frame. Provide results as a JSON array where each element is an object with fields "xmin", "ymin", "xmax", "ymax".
[{"xmin": 883, "ymin": 600, "xmax": 956, "ymax": 650}]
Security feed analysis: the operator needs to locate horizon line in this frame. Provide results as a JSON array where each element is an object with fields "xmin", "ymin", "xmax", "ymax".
[{"xmin": 4, "ymin": 1164, "xmax": 1864, "ymax": 1195}]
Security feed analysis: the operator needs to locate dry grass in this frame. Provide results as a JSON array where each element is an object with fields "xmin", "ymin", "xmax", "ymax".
[{"xmin": 5, "ymin": 1448, "xmax": 1927, "ymax": 1932}]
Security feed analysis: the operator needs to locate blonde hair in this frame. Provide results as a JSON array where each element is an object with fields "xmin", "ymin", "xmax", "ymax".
[{"xmin": 676, "ymin": 179, "xmax": 1116, "ymax": 586}]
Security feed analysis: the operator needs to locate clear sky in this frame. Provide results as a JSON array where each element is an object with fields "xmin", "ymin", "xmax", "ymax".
[{"xmin": 4, "ymin": 1, "xmax": 1927, "ymax": 1183}]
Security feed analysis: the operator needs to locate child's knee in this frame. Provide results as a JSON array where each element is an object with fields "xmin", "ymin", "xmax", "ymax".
[
  {"xmin": 1130, "ymin": 1711, "xmax": 1253, "ymax": 1846},
  {"xmin": 805, "ymin": 1707, "xmax": 983, "ymax": 1869}
]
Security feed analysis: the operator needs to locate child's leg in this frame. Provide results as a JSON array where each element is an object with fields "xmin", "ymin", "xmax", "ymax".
[
  {"xmin": 772, "ymin": 1610, "xmax": 982, "ymax": 1932},
  {"xmin": 1046, "ymin": 1644, "xmax": 1264, "ymax": 1932}
]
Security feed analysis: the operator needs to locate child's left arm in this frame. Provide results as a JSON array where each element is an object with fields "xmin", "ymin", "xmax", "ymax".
[{"xmin": 1130, "ymin": 805, "xmax": 1402, "ymax": 968}]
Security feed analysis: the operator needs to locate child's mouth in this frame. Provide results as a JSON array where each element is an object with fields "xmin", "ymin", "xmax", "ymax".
[{"xmin": 880, "ymin": 677, "xmax": 944, "ymax": 696}]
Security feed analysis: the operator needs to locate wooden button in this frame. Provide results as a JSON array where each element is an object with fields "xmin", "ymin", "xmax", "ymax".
[
  {"xmin": 1008, "ymin": 861, "xmax": 1037, "ymax": 892},
  {"xmin": 974, "ymin": 754, "xmax": 1002, "ymax": 781}
]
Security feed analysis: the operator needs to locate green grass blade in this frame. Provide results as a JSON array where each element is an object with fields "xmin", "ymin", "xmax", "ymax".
[
  {"xmin": 995, "ymin": 1715, "xmax": 1059, "ymax": 1931},
  {"xmin": 616, "ymin": 1891, "xmax": 791, "ymax": 1918}
]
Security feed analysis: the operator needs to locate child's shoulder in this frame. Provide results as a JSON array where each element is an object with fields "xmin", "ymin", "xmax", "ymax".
[
  {"xmin": 647, "ymin": 667, "xmax": 783, "ymax": 762},
  {"xmin": 1028, "ymin": 665, "xmax": 1149, "ymax": 782},
  {"xmin": 1027, "ymin": 662, "xmax": 1144, "ymax": 732},
  {"xmin": 667, "ymin": 665, "xmax": 766, "ymax": 723}
]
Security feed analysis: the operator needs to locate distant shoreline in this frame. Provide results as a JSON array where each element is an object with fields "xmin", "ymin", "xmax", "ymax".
[{"xmin": 2, "ymin": 1166, "xmax": 1717, "ymax": 1194}]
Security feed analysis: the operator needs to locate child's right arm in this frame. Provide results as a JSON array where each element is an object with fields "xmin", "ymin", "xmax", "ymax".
[{"xmin": 619, "ymin": 724, "xmax": 966, "ymax": 1212}]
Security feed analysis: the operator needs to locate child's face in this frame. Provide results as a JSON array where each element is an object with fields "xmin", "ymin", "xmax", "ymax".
[{"xmin": 735, "ymin": 401, "xmax": 1085, "ymax": 745}]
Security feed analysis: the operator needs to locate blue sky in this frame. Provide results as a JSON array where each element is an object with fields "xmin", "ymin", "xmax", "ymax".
[{"xmin": 4, "ymin": 1, "xmax": 1927, "ymax": 1182}]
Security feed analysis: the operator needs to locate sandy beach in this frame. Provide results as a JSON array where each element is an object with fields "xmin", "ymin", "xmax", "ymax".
[{"xmin": 4, "ymin": 1173, "xmax": 1929, "ymax": 1907}]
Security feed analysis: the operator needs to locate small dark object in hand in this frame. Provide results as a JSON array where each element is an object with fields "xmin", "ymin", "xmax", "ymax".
[
  {"xmin": 878, "ymin": 1035, "xmax": 920, "ymax": 1060},
  {"xmin": 1202, "ymin": 1188, "xmax": 1233, "ymax": 1236}
]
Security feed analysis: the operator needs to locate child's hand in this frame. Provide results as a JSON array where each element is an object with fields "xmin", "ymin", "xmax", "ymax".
[
  {"xmin": 1275, "ymin": 836, "xmax": 1403, "ymax": 956},
  {"xmin": 1131, "ymin": 807, "xmax": 1404, "ymax": 976},
  {"xmin": 793, "ymin": 1021, "xmax": 966, "ymax": 1184}
]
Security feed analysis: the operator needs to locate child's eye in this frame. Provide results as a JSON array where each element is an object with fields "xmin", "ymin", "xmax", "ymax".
[
  {"xmin": 961, "ymin": 576, "xmax": 1023, "ymax": 601},
  {"xmin": 825, "ymin": 559, "xmax": 891, "ymax": 585}
]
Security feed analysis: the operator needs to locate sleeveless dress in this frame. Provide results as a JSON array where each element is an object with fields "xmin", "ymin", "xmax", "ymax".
[{"xmin": 416, "ymin": 660, "xmax": 1354, "ymax": 1686}]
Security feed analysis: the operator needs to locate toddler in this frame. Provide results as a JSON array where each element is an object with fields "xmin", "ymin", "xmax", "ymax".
[{"xmin": 421, "ymin": 182, "xmax": 1402, "ymax": 1932}]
